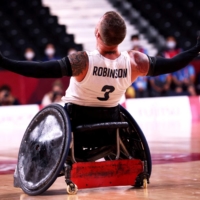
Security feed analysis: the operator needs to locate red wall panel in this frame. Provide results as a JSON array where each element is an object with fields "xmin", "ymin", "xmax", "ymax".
[{"xmin": 0, "ymin": 71, "xmax": 70, "ymax": 104}]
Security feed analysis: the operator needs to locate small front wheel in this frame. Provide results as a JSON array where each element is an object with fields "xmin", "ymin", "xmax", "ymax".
[
  {"xmin": 143, "ymin": 179, "xmax": 147, "ymax": 189},
  {"xmin": 66, "ymin": 182, "xmax": 78, "ymax": 195}
]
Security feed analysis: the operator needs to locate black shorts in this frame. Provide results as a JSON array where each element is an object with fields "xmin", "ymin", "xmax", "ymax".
[
  {"xmin": 65, "ymin": 103, "xmax": 120, "ymax": 148},
  {"xmin": 64, "ymin": 103, "xmax": 121, "ymax": 129}
]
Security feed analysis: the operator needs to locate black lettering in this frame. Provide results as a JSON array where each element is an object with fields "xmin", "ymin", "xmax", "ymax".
[
  {"xmin": 103, "ymin": 67, "xmax": 107, "ymax": 77},
  {"xmin": 98, "ymin": 67, "xmax": 103, "ymax": 76},
  {"xmin": 93, "ymin": 67, "xmax": 127, "ymax": 78},
  {"xmin": 93, "ymin": 66, "xmax": 98, "ymax": 75},
  {"xmin": 118, "ymin": 69, "xmax": 122, "ymax": 78},
  {"xmin": 110, "ymin": 69, "xmax": 115, "ymax": 78},
  {"xmin": 123, "ymin": 69, "xmax": 127, "ymax": 78},
  {"xmin": 115, "ymin": 69, "xmax": 118, "ymax": 78},
  {"xmin": 107, "ymin": 68, "xmax": 110, "ymax": 77}
]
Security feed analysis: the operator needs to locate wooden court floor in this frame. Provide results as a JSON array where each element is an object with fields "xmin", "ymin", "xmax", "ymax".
[{"xmin": 1, "ymin": 120, "xmax": 200, "ymax": 200}]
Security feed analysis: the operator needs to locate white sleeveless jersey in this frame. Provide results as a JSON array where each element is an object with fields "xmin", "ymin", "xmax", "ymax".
[{"xmin": 62, "ymin": 50, "xmax": 131, "ymax": 107}]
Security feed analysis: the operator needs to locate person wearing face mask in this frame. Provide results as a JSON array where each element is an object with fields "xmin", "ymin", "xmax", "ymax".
[
  {"xmin": 162, "ymin": 36, "xmax": 182, "ymax": 58},
  {"xmin": 24, "ymin": 48, "xmax": 36, "ymax": 61},
  {"xmin": 159, "ymin": 36, "xmax": 197, "ymax": 97},
  {"xmin": 43, "ymin": 43, "xmax": 60, "ymax": 61},
  {"xmin": 130, "ymin": 34, "xmax": 148, "ymax": 54}
]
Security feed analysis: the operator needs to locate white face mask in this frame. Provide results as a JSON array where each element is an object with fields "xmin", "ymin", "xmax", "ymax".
[
  {"xmin": 45, "ymin": 48, "xmax": 55, "ymax": 56},
  {"xmin": 131, "ymin": 40, "xmax": 140, "ymax": 47},
  {"xmin": 25, "ymin": 52, "xmax": 35, "ymax": 60},
  {"xmin": 166, "ymin": 41, "xmax": 176, "ymax": 49}
]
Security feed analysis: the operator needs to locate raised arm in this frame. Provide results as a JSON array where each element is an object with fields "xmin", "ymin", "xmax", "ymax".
[
  {"xmin": 131, "ymin": 37, "xmax": 200, "ymax": 82},
  {"xmin": 147, "ymin": 37, "xmax": 200, "ymax": 76},
  {"xmin": 0, "ymin": 53, "xmax": 64, "ymax": 78},
  {"xmin": 0, "ymin": 51, "xmax": 88, "ymax": 79}
]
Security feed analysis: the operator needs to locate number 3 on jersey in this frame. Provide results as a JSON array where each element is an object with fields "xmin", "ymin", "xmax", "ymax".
[{"xmin": 97, "ymin": 85, "xmax": 115, "ymax": 101}]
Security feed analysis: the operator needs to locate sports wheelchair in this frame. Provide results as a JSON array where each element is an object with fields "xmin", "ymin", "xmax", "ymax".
[{"xmin": 14, "ymin": 103, "xmax": 151, "ymax": 195}]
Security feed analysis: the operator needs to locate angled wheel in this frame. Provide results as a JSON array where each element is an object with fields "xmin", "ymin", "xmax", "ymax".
[
  {"xmin": 15, "ymin": 104, "xmax": 71, "ymax": 195},
  {"xmin": 105, "ymin": 105, "xmax": 152, "ymax": 179},
  {"xmin": 119, "ymin": 105, "xmax": 152, "ymax": 177}
]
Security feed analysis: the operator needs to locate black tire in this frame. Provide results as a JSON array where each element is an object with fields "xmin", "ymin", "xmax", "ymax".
[{"xmin": 16, "ymin": 104, "xmax": 71, "ymax": 195}]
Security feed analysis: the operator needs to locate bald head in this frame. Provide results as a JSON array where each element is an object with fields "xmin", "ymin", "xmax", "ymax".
[{"xmin": 98, "ymin": 11, "xmax": 126, "ymax": 46}]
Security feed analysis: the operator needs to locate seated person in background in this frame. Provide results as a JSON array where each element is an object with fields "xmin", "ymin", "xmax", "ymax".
[
  {"xmin": 171, "ymin": 64, "xmax": 196, "ymax": 96},
  {"xmin": 195, "ymin": 71, "xmax": 200, "ymax": 95},
  {"xmin": 43, "ymin": 43, "xmax": 60, "ymax": 61},
  {"xmin": 125, "ymin": 85, "xmax": 135, "ymax": 99},
  {"xmin": 132, "ymin": 76, "xmax": 149, "ymax": 98},
  {"xmin": 41, "ymin": 80, "xmax": 64, "ymax": 106},
  {"xmin": 149, "ymin": 74, "xmax": 171, "ymax": 97},
  {"xmin": 0, "ymin": 85, "xmax": 20, "ymax": 106},
  {"xmin": 24, "ymin": 47, "xmax": 36, "ymax": 61},
  {"xmin": 160, "ymin": 36, "xmax": 182, "ymax": 58},
  {"xmin": 130, "ymin": 34, "xmax": 148, "ymax": 54}
]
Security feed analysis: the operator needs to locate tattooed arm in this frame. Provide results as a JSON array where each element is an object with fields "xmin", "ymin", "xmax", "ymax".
[{"xmin": 68, "ymin": 51, "xmax": 89, "ymax": 81}]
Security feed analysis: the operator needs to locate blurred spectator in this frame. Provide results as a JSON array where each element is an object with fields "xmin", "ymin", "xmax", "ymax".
[
  {"xmin": 132, "ymin": 76, "xmax": 149, "ymax": 98},
  {"xmin": 41, "ymin": 80, "xmax": 64, "ymax": 106},
  {"xmin": 0, "ymin": 85, "xmax": 20, "ymax": 106},
  {"xmin": 195, "ymin": 71, "xmax": 200, "ymax": 95},
  {"xmin": 149, "ymin": 74, "xmax": 172, "ymax": 97},
  {"xmin": 67, "ymin": 48, "xmax": 77, "ymax": 55},
  {"xmin": 43, "ymin": 43, "xmax": 60, "ymax": 61},
  {"xmin": 24, "ymin": 47, "xmax": 36, "ymax": 61},
  {"xmin": 125, "ymin": 86, "xmax": 135, "ymax": 99},
  {"xmin": 130, "ymin": 34, "xmax": 148, "ymax": 54},
  {"xmin": 160, "ymin": 36, "xmax": 182, "ymax": 58},
  {"xmin": 171, "ymin": 64, "xmax": 196, "ymax": 96}
]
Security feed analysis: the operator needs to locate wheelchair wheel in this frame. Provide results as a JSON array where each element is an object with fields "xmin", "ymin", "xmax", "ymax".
[
  {"xmin": 15, "ymin": 104, "xmax": 71, "ymax": 195},
  {"xmin": 105, "ymin": 105, "xmax": 152, "ymax": 178}
]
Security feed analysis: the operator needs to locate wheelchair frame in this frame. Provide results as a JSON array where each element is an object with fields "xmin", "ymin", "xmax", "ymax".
[{"xmin": 14, "ymin": 103, "xmax": 152, "ymax": 195}]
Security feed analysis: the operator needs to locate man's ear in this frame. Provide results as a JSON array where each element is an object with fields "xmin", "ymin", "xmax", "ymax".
[
  {"xmin": 96, "ymin": 31, "xmax": 101, "ymax": 38},
  {"xmin": 95, "ymin": 29, "xmax": 99, "ymax": 37}
]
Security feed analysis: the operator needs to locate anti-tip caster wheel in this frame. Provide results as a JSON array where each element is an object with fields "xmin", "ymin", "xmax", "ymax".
[
  {"xmin": 143, "ymin": 179, "xmax": 148, "ymax": 189},
  {"xmin": 66, "ymin": 182, "xmax": 78, "ymax": 195}
]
